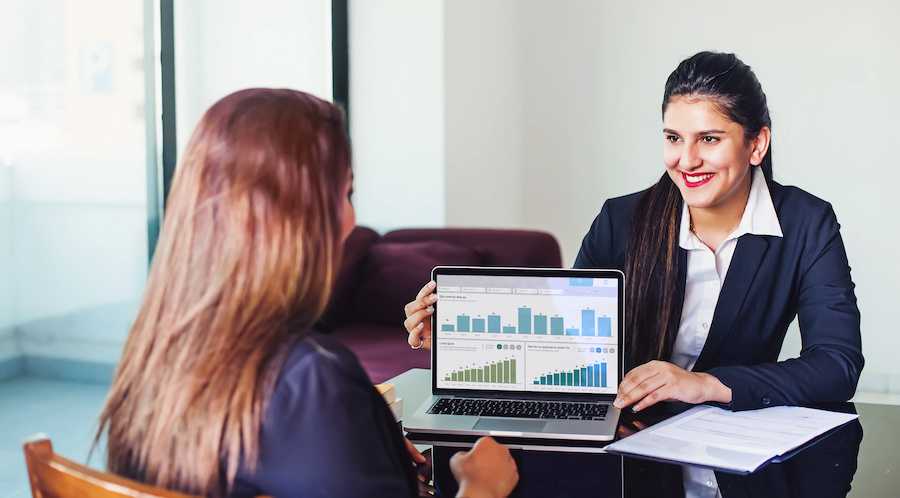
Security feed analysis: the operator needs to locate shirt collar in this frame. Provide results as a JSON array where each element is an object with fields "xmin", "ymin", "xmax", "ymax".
[{"xmin": 679, "ymin": 167, "xmax": 783, "ymax": 250}]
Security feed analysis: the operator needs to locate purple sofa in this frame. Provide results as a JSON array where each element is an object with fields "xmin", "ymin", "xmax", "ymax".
[{"xmin": 322, "ymin": 226, "xmax": 564, "ymax": 383}]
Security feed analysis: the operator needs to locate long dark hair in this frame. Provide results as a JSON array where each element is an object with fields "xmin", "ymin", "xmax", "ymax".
[
  {"xmin": 624, "ymin": 52, "xmax": 772, "ymax": 368},
  {"xmin": 95, "ymin": 89, "xmax": 351, "ymax": 495}
]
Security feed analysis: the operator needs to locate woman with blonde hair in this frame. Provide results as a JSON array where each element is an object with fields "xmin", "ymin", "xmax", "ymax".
[{"xmin": 96, "ymin": 88, "xmax": 518, "ymax": 497}]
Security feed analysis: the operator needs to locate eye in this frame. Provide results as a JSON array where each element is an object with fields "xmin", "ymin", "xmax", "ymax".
[
  {"xmin": 665, "ymin": 135, "xmax": 681, "ymax": 143},
  {"xmin": 701, "ymin": 136, "xmax": 720, "ymax": 144},
  {"xmin": 347, "ymin": 188, "xmax": 354, "ymax": 202}
]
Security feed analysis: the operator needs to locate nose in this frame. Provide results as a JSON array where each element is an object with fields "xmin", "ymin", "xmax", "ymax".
[{"xmin": 679, "ymin": 142, "xmax": 702, "ymax": 169}]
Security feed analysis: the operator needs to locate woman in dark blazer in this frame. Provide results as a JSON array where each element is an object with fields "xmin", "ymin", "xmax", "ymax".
[
  {"xmin": 405, "ymin": 51, "xmax": 863, "ymax": 497},
  {"xmin": 573, "ymin": 52, "xmax": 863, "ymax": 414}
]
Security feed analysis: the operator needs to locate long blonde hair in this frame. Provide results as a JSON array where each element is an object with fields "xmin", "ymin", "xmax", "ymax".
[{"xmin": 95, "ymin": 89, "xmax": 351, "ymax": 495}]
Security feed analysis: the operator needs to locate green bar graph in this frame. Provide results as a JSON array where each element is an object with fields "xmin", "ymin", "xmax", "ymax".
[{"xmin": 447, "ymin": 359, "xmax": 517, "ymax": 384}]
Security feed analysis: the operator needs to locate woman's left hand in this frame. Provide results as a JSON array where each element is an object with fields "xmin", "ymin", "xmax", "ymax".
[
  {"xmin": 613, "ymin": 360, "xmax": 732, "ymax": 412},
  {"xmin": 404, "ymin": 436, "xmax": 427, "ymax": 465}
]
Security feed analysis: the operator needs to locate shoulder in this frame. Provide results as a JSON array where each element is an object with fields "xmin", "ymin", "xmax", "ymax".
[
  {"xmin": 768, "ymin": 180, "xmax": 833, "ymax": 213},
  {"xmin": 767, "ymin": 180, "xmax": 840, "ymax": 233},
  {"xmin": 274, "ymin": 331, "xmax": 372, "ymax": 405},
  {"xmin": 603, "ymin": 190, "xmax": 645, "ymax": 217}
]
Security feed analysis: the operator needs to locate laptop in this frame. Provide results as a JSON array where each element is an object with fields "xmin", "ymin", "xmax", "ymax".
[{"xmin": 403, "ymin": 266, "xmax": 625, "ymax": 447}]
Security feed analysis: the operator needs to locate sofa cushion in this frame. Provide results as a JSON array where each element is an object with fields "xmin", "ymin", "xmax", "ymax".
[
  {"xmin": 322, "ymin": 226, "xmax": 381, "ymax": 327},
  {"xmin": 350, "ymin": 241, "xmax": 485, "ymax": 325}
]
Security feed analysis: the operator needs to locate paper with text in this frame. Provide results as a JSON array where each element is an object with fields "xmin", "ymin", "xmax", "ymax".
[{"xmin": 605, "ymin": 405, "xmax": 858, "ymax": 473}]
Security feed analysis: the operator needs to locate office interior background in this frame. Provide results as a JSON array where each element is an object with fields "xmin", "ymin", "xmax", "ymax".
[{"xmin": 1, "ymin": 0, "xmax": 899, "ymax": 425}]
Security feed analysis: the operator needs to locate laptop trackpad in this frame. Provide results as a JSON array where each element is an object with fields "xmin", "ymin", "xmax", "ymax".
[{"xmin": 474, "ymin": 418, "xmax": 547, "ymax": 433}]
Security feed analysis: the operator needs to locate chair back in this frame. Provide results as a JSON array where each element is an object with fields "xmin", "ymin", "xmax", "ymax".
[{"xmin": 22, "ymin": 435, "xmax": 198, "ymax": 498}]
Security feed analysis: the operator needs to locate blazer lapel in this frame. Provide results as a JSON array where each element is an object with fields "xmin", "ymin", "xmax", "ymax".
[{"xmin": 694, "ymin": 234, "xmax": 770, "ymax": 371}]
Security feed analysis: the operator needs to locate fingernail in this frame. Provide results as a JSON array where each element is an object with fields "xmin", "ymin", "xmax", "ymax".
[
  {"xmin": 428, "ymin": 294, "xmax": 438, "ymax": 302},
  {"xmin": 425, "ymin": 306, "xmax": 434, "ymax": 313},
  {"xmin": 428, "ymin": 280, "xmax": 436, "ymax": 288},
  {"xmin": 613, "ymin": 398, "xmax": 623, "ymax": 409}
]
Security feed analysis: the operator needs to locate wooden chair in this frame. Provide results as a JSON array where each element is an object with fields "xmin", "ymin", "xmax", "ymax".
[{"xmin": 22, "ymin": 434, "xmax": 199, "ymax": 498}]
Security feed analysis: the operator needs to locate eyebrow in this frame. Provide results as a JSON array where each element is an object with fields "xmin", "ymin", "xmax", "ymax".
[{"xmin": 663, "ymin": 128, "xmax": 726, "ymax": 136}]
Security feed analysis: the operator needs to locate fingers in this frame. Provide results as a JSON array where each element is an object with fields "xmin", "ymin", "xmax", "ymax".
[
  {"xmin": 415, "ymin": 280, "xmax": 437, "ymax": 301},
  {"xmin": 404, "ymin": 437, "xmax": 427, "ymax": 464},
  {"xmin": 450, "ymin": 437, "xmax": 518, "ymax": 498},
  {"xmin": 615, "ymin": 361, "xmax": 728, "ymax": 411},
  {"xmin": 614, "ymin": 361, "xmax": 663, "ymax": 410},
  {"xmin": 404, "ymin": 281, "xmax": 438, "ymax": 318},
  {"xmin": 403, "ymin": 307, "xmax": 433, "ymax": 334},
  {"xmin": 404, "ymin": 281, "xmax": 437, "ymax": 350}
]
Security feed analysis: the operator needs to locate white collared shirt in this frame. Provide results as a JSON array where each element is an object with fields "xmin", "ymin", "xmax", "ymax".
[{"xmin": 673, "ymin": 167, "xmax": 783, "ymax": 498}]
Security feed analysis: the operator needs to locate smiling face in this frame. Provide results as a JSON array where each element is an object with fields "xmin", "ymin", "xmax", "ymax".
[{"xmin": 663, "ymin": 97, "xmax": 769, "ymax": 219}]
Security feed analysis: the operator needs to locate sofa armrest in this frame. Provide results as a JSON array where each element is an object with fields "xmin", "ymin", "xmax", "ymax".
[{"xmin": 381, "ymin": 228, "xmax": 562, "ymax": 268}]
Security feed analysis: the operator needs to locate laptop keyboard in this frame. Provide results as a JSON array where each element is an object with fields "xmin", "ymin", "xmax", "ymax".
[{"xmin": 428, "ymin": 398, "xmax": 609, "ymax": 420}]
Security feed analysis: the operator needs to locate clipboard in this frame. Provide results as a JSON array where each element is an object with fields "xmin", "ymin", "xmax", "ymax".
[{"xmin": 603, "ymin": 405, "xmax": 859, "ymax": 474}]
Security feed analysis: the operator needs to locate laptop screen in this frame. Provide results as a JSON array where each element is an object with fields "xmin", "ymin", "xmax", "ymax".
[{"xmin": 431, "ymin": 267, "xmax": 624, "ymax": 397}]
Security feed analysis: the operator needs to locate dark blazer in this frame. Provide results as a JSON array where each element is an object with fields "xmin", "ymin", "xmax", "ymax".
[
  {"xmin": 574, "ymin": 179, "xmax": 863, "ymax": 411},
  {"xmin": 230, "ymin": 331, "xmax": 418, "ymax": 497}
]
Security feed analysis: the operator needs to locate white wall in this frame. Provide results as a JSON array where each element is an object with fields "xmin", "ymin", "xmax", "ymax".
[
  {"xmin": 350, "ymin": 0, "xmax": 900, "ymax": 393},
  {"xmin": 443, "ymin": 0, "xmax": 523, "ymax": 228},
  {"xmin": 349, "ymin": 0, "xmax": 446, "ymax": 231},
  {"xmin": 175, "ymin": 0, "xmax": 333, "ymax": 153}
]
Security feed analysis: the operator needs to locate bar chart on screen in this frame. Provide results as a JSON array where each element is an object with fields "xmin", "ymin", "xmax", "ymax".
[
  {"xmin": 436, "ymin": 291, "xmax": 617, "ymax": 343},
  {"xmin": 524, "ymin": 342, "xmax": 617, "ymax": 393},
  {"xmin": 436, "ymin": 339, "xmax": 526, "ymax": 389}
]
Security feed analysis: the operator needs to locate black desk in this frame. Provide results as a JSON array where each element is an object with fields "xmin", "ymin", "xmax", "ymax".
[{"xmin": 389, "ymin": 369, "xmax": 899, "ymax": 497}]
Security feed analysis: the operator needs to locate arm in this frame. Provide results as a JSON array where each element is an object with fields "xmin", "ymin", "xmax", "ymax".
[{"xmin": 708, "ymin": 202, "xmax": 864, "ymax": 410}]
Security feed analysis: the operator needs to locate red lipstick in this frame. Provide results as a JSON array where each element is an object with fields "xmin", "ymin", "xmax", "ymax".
[{"xmin": 683, "ymin": 172, "xmax": 714, "ymax": 188}]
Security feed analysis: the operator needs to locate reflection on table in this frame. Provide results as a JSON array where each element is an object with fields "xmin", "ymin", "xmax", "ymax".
[{"xmin": 390, "ymin": 368, "xmax": 897, "ymax": 497}]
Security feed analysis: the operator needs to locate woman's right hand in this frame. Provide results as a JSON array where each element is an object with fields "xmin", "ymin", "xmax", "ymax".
[
  {"xmin": 451, "ymin": 437, "xmax": 518, "ymax": 498},
  {"xmin": 404, "ymin": 281, "xmax": 437, "ymax": 351}
]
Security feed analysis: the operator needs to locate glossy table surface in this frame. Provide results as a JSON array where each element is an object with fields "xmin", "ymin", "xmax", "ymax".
[{"xmin": 389, "ymin": 368, "xmax": 899, "ymax": 497}]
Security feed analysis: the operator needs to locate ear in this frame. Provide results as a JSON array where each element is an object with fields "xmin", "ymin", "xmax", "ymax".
[{"xmin": 749, "ymin": 126, "xmax": 771, "ymax": 166}]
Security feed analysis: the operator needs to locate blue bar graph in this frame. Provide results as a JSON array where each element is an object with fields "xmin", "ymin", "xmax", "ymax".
[
  {"xmin": 518, "ymin": 308, "xmax": 531, "ymax": 334},
  {"xmin": 582, "ymin": 309, "xmax": 595, "ymax": 336},
  {"xmin": 534, "ymin": 363, "xmax": 607, "ymax": 388},
  {"xmin": 598, "ymin": 317, "xmax": 612, "ymax": 337},
  {"xmin": 447, "ymin": 311, "xmax": 611, "ymax": 337}
]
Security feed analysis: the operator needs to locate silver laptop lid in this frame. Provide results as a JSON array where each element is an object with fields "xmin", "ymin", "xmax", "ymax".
[{"xmin": 430, "ymin": 266, "xmax": 625, "ymax": 401}]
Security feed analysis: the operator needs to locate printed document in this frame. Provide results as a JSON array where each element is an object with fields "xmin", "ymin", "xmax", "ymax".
[{"xmin": 605, "ymin": 405, "xmax": 858, "ymax": 474}]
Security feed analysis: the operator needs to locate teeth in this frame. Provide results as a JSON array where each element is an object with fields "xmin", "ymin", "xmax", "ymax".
[{"xmin": 685, "ymin": 173, "xmax": 713, "ymax": 183}]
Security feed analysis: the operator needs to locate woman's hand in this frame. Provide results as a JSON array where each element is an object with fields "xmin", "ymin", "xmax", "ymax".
[
  {"xmin": 404, "ymin": 436, "xmax": 427, "ymax": 466},
  {"xmin": 614, "ymin": 360, "xmax": 732, "ymax": 412},
  {"xmin": 451, "ymin": 437, "xmax": 518, "ymax": 498},
  {"xmin": 404, "ymin": 281, "xmax": 437, "ymax": 351}
]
